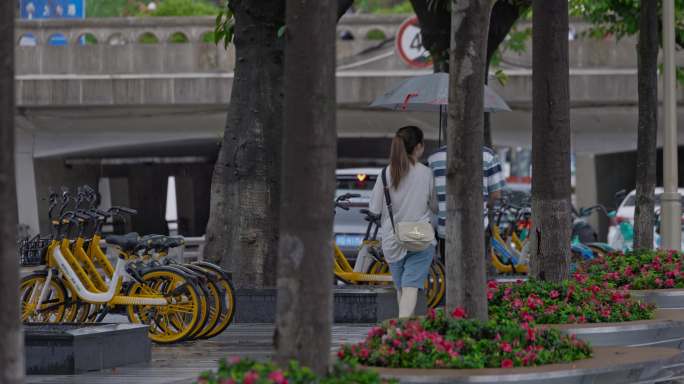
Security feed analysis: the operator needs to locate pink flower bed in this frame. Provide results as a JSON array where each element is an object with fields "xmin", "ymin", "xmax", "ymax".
[{"xmin": 338, "ymin": 308, "xmax": 591, "ymax": 369}]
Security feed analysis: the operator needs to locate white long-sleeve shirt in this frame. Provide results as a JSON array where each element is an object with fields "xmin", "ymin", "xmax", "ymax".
[{"xmin": 369, "ymin": 163, "xmax": 437, "ymax": 263}]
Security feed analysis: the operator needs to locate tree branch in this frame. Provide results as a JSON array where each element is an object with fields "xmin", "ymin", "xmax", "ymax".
[
  {"xmin": 337, "ymin": 0, "xmax": 354, "ymax": 19},
  {"xmin": 486, "ymin": 0, "xmax": 530, "ymax": 67},
  {"xmin": 411, "ymin": 0, "xmax": 530, "ymax": 73}
]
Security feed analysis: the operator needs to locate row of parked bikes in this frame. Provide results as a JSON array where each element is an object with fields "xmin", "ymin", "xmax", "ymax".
[
  {"xmin": 19, "ymin": 186, "xmax": 236, "ymax": 343},
  {"xmin": 331, "ymin": 190, "xmax": 637, "ymax": 305},
  {"xmin": 486, "ymin": 190, "xmax": 648, "ymax": 274},
  {"xmin": 20, "ymin": 186, "xmax": 635, "ymax": 339}
]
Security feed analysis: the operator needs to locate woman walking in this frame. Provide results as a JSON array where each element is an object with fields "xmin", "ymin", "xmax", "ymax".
[{"xmin": 369, "ymin": 126, "xmax": 437, "ymax": 317}]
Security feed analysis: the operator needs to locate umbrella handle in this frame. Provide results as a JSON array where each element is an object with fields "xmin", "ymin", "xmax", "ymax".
[{"xmin": 401, "ymin": 92, "xmax": 418, "ymax": 111}]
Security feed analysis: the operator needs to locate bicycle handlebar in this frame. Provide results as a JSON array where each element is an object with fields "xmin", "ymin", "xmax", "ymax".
[
  {"xmin": 575, "ymin": 204, "xmax": 609, "ymax": 218},
  {"xmin": 110, "ymin": 206, "xmax": 137, "ymax": 215},
  {"xmin": 95, "ymin": 209, "xmax": 111, "ymax": 217},
  {"xmin": 74, "ymin": 211, "xmax": 92, "ymax": 221},
  {"xmin": 334, "ymin": 193, "xmax": 361, "ymax": 211},
  {"xmin": 336, "ymin": 193, "xmax": 361, "ymax": 202}
]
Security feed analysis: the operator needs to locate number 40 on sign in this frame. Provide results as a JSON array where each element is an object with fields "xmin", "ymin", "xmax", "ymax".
[{"xmin": 395, "ymin": 16, "xmax": 432, "ymax": 68}]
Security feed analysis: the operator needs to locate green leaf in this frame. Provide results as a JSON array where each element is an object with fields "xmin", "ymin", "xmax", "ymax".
[
  {"xmin": 213, "ymin": 2, "xmax": 235, "ymax": 49},
  {"xmin": 494, "ymin": 69, "xmax": 509, "ymax": 87},
  {"xmin": 226, "ymin": 24, "xmax": 235, "ymax": 43},
  {"xmin": 277, "ymin": 25, "xmax": 287, "ymax": 38},
  {"xmin": 214, "ymin": 30, "xmax": 225, "ymax": 45}
]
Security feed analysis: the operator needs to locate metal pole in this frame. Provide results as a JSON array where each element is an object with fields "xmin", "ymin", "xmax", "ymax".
[
  {"xmin": 661, "ymin": 0, "xmax": 681, "ymax": 250},
  {"xmin": 439, "ymin": 105, "xmax": 443, "ymax": 147}
]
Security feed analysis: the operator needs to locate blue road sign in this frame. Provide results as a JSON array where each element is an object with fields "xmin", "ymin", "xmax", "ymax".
[{"xmin": 19, "ymin": 0, "xmax": 85, "ymax": 20}]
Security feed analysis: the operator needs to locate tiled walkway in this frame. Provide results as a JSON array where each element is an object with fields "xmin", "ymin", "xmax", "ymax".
[{"xmin": 26, "ymin": 323, "xmax": 372, "ymax": 384}]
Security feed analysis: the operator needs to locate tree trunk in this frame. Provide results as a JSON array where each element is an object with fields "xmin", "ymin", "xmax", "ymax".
[
  {"xmin": 0, "ymin": 3, "xmax": 24, "ymax": 382},
  {"xmin": 445, "ymin": 0, "xmax": 493, "ymax": 321},
  {"xmin": 204, "ymin": 0, "xmax": 354, "ymax": 288},
  {"xmin": 633, "ymin": 0, "xmax": 658, "ymax": 250},
  {"xmin": 275, "ymin": 0, "xmax": 337, "ymax": 374},
  {"xmin": 203, "ymin": 0, "xmax": 285, "ymax": 289},
  {"xmin": 530, "ymin": 0, "xmax": 571, "ymax": 282}
]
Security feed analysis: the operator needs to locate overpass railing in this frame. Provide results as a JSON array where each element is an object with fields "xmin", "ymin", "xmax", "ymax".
[{"xmin": 14, "ymin": 15, "xmax": 406, "ymax": 75}]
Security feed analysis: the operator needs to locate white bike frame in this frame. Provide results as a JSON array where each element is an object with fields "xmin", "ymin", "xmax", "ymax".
[{"xmin": 52, "ymin": 247, "xmax": 167, "ymax": 305}]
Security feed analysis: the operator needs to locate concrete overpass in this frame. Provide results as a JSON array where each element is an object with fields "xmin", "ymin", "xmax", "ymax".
[{"xmin": 13, "ymin": 15, "xmax": 684, "ymax": 237}]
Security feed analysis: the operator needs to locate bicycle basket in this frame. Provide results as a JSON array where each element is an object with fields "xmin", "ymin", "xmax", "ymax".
[{"xmin": 18, "ymin": 236, "xmax": 49, "ymax": 266}]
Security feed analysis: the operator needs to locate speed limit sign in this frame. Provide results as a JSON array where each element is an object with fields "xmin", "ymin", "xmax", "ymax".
[{"xmin": 395, "ymin": 16, "xmax": 432, "ymax": 68}]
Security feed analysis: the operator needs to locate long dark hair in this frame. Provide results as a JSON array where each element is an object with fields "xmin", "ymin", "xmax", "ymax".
[{"xmin": 389, "ymin": 126, "xmax": 423, "ymax": 189}]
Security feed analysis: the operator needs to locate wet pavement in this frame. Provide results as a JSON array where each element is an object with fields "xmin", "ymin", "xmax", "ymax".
[{"xmin": 25, "ymin": 322, "xmax": 372, "ymax": 384}]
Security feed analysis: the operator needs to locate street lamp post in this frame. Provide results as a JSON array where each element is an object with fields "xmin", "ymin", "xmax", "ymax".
[{"xmin": 661, "ymin": 0, "xmax": 681, "ymax": 250}]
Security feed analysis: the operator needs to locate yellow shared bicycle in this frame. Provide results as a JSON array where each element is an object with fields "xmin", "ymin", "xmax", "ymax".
[
  {"xmin": 20, "ymin": 188, "xmax": 232, "ymax": 343},
  {"xmin": 333, "ymin": 193, "xmax": 445, "ymax": 308}
]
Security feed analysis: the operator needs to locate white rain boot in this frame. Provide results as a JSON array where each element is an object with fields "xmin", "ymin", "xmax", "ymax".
[
  {"xmin": 398, "ymin": 287, "xmax": 418, "ymax": 318},
  {"xmin": 396, "ymin": 288, "xmax": 402, "ymax": 308}
]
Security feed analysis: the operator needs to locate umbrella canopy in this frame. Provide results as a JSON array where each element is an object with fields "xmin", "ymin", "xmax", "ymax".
[{"xmin": 369, "ymin": 72, "xmax": 511, "ymax": 113}]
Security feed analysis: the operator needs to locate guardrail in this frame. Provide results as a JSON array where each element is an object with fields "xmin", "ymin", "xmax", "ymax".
[
  {"xmin": 15, "ymin": 14, "xmax": 406, "ymax": 47},
  {"xmin": 14, "ymin": 15, "xmax": 406, "ymax": 76}
]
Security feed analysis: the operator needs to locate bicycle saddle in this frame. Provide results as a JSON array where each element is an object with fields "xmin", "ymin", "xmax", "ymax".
[
  {"xmin": 140, "ymin": 235, "xmax": 185, "ymax": 251},
  {"xmin": 105, "ymin": 232, "xmax": 141, "ymax": 252}
]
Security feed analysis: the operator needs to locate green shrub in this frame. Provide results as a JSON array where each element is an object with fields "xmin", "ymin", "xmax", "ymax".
[
  {"xmin": 138, "ymin": 32, "xmax": 160, "ymax": 44},
  {"xmin": 86, "ymin": 0, "xmax": 136, "ymax": 17},
  {"xmin": 197, "ymin": 358, "xmax": 395, "ymax": 384},
  {"xmin": 169, "ymin": 32, "xmax": 190, "ymax": 43},
  {"xmin": 201, "ymin": 31, "xmax": 215, "ymax": 44},
  {"xmin": 365, "ymin": 29, "xmax": 387, "ymax": 40},
  {"xmin": 151, "ymin": 0, "xmax": 219, "ymax": 16},
  {"xmin": 372, "ymin": 1, "xmax": 414, "ymax": 14}
]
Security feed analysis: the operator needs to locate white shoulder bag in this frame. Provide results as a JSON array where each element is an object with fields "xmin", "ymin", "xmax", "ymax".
[{"xmin": 381, "ymin": 167, "xmax": 434, "ymax": 252}]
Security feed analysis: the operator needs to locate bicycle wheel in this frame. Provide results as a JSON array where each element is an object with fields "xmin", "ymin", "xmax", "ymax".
[
  {"xmin": 183, "ymin": 265, "xmax": 222, "ymax": 339},
  {"xmin": 58, "ymin": 282, "xmax": 80, "ymax": 322},
  {"xmin": 367, "ymin": 259, "xmax": 444, "ymax": 308},
  {"xmin": 366, "ymin": 260, "xmax": 392, "ymax": 286},
  {"xmin": 74, "ymin": 301, "xmax": 93, "ymax": 323},
  {"xmin": 83, "ymin": 304, "xmax": 104, "ymax": 323},
  {"xmin": 126, "ymin": 269, "xmax": 202, "ymax": 343},
  {"xmin": 426, "ymin": 261, "xmax": 445, "ymax": 308},
  {"xmin": 20, "ymin": 272, "xmax": 67, "ymax": 323},
  {"xmin": 165, "ymin": 265, "xmax": 209, "ymax": 340},
  {"xmin": 193, "ymin": 262, "xmax": 236, "ymax": 339}
]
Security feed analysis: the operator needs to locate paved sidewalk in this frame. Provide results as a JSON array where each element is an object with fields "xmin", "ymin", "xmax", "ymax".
[{"xmin": 26, "ymin": 323, "xmax": 372, "ymax": 384}]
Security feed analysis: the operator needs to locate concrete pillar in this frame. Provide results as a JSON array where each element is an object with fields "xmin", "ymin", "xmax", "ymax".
[
  {"xmin": 175, "ymin": 165, "xmax": 211, "ymax": 236},
  {"xmin": 15, "ymin": 127, "xmax": 39, "ymax": 237},
  {"xmin": 661, "ymin": 0, "xmax": 681, "ymax": 250},
  {"xmin": 128, "ymin": 165, "xmax": 168, "ymax": 235},
  {"xmin": 175, "ymin": 176, "xmax": 194, "ymax": 236},
  {"xmin": 97, "ymin": 177, "xmax": 112, "ymax": 210},
  {"xmin": 575, "ymin": 153, "xmax": 599, "ymax": 234}
]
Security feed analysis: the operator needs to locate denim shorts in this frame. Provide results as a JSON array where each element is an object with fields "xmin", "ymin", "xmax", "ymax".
[{"xmin": 388, "ymin": 246, "xmax": 434, "ymax": 289}]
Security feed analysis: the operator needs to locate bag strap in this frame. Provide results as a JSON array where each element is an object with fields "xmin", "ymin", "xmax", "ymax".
[{"xmin": 381, "ymin": 167, "xmax": 397, "ymax": 234}]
